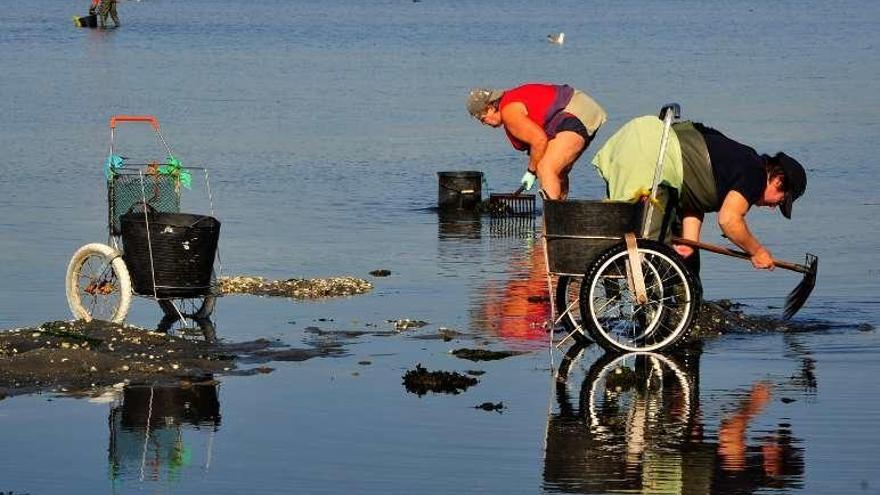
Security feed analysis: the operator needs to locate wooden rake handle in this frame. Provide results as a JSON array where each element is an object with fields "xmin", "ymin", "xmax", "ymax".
[{"xmin": 671, "ymin": 237, "xmax": 812, "ymax": 274}]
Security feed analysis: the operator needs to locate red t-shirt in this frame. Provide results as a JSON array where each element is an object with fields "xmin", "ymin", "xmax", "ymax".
[{"xmin": 499, "ymin": 83, "xmax": 574, "ymax": 151}]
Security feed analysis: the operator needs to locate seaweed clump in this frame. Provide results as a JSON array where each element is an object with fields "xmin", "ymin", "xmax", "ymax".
[
  {"xmin": 402, "ymin": 364, "xmax": 478, "ymax": 396},
  {"xmin": 451, "ymin": 348, "xmax": 525, "ymax": 362}
]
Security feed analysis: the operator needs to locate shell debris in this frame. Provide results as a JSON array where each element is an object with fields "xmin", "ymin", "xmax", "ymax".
[{"xmin": 220, "ymin": 275, "xmax": 373, "ymax": 299}]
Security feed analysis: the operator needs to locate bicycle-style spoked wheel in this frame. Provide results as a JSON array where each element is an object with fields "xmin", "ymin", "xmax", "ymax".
[
  {"xmin": 579, "ymin": 240, "xmax": 701, "ymax": 353},
  {"xmin": 66, "ymin": 243, "xmax": 132, "ymax": 323},
  {"xmin": 555, "ymin": 275, "xmax": 590, "ymax": 344}
]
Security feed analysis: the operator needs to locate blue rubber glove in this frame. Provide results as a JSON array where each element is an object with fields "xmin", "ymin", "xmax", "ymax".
[{"xmin": 520, "ymin": 170, "xmax": 537, "ymax": 191}]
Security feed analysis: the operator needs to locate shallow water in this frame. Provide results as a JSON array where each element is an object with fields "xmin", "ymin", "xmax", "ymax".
[{"xmin": 1, "ymin": 0, "xmax": 879, "ymax": 493}]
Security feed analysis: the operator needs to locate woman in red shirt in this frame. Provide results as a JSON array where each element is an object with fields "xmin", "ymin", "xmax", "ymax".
[{"xmin": 467, "ymin": 83, "xmax": 607, "ymax": 199}]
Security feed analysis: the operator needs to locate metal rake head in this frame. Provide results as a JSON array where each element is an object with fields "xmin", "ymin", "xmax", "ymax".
[
  {"xmin": 487, "ymin": 193, "xmax": 536, "ymax": 217},
  {"xmin": 782, "ymin": 253, "xmax": 818, "ymax": 320}
]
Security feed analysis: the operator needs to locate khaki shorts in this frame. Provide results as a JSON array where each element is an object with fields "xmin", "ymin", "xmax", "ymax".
[{"xmin": 562, "ymin": 90, "xmax": 607, "ymax": 135}]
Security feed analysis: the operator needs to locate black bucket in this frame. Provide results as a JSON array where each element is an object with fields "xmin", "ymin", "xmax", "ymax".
[
  {"xmin": 437, "ymin": 171, "xmax": 482, "ymax": 210},
  {"xmin": 120, "ymin": 211, "xmax": 220, "ymax": 298},
  {"xmin": 75, "ymin": 14, "xmax": 98, "ymax": 28}
]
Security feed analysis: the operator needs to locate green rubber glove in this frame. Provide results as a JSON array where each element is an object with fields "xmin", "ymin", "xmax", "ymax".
[{"xmin": 520, "ymin": 170, "xmax": 537, "ymax": 191}]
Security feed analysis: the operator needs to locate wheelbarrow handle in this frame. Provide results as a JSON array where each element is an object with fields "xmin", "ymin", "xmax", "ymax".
[
  {"xmin": 659, "ymin": 103, "xmax": 681, "ymax": 120},
  {"xmin": 671, "ymin": 237, "xmax": 812, "ymax": 274},
  {"xmin": 110, "ymin": 115, "xmax": 160, "ymax": 130}
]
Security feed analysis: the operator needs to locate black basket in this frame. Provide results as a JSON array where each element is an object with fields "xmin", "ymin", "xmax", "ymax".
[
  {"xmin": 75, "ymin": 14, "xmax": 98, "ymax": 28},
  {"xmin": 120, "ymin": 211, "xmax": 220, "ymax": 298},
  {"xmin": 543, "ymin": 200, "xmax": 642, "ymax": 274}
]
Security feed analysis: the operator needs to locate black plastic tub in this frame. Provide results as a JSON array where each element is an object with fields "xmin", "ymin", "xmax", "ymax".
[
  {"xmin": 75, "ymin": 14, "xmax": 98, "ymax": 28},
  {"xmin": 437, "ymin": 171, "xmax": 482, "ymax": 210},
  {"xmin": 120, "ymin": 211, "xmax": 220, "ymax": 298},
  {"xmin": 543, "ymin": 199, "xmax": 642, "ymax": 275}
]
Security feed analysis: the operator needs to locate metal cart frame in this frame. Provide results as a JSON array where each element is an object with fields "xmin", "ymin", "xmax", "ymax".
[{"xmin": 65, "ymin": 115, "xmax": 222, "ymax": 332}]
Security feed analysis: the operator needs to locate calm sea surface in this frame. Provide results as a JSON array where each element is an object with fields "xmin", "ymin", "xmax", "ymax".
[{"xmin": 1, "ymin": 0, "xmax": 879, "ymax": 493}]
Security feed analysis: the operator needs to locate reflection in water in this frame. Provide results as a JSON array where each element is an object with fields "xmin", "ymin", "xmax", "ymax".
[
  {"xmin": 156, "ymin": 296, "xmax": 219, "ymax": 342},
  {"xmin": 156, "ymin": 314, "xmax": 218, "ymax": 343},
  {"xmin": 435, "ymin": 208, "xmax": 547, "ymax": 344},
  {"xmin": 783, "ymin": 334, "xmax": 818, "ymax": 393},
  {"xmin": 487, "ymin": 215, "xmax": 537, "ymax": 239},
  {"xmin": 544, "ymin": 344, "xmax": 805, "ymax": 494},
  {"xmin": 108, "ymin": 381, "xmax": 221, "ymax": 489},
  {"xmin": 437, "ymin": 210, "xmax": 482, "ymax": 240},
  {"xmin": 473, "ymin": 240, "xmax": 550, "ymax": 343}
]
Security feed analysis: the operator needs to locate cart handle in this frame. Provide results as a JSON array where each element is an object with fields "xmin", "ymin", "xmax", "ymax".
[
  {"xmin": 659, "ymin": 103, "xmax": 681, "ymax": 120},
  {"xmin": 109, "ymin": 115, "xmax": 160, "ymax": 130}
]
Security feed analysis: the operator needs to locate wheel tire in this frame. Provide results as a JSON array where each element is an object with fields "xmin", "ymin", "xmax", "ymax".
[
  {"xmin": 66, "ymin": 243, "xmax": 132, "ymax": 323},
  {"xmin": 578, "ymin": 239, "xmax": 701, "ymax": 353},
  {"xmin": 555, "ymin": 275, "xmax": 590, "ymax": 344}
]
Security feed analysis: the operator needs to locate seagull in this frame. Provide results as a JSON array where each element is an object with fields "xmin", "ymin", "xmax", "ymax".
[{"xmin": 547, "ymin": 32, "xmax": 565, "ymax": 45}]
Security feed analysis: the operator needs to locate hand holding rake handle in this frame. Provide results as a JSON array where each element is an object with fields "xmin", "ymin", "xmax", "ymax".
[
  {"xmin": 671, "ymin": 237, "xmax": 818, "ymax": 319},
  {"xmin": 671, "ymin": 237, "xmax": 812, "ymax": 273}
]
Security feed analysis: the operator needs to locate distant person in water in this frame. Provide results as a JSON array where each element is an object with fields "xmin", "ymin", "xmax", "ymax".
[
  {"xmin": 96, "ymin": 0, "xmax": 120, "ymax": 28},
  {"xmin": 467, "ymin": 83, "xmax": 607, "ymax": 200}
]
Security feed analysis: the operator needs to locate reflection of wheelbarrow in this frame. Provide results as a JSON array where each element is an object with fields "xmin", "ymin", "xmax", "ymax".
[
  {"xmin": 108, "ymin": 382, "xmax": 220, "ymax": 483},
  {"xmin": 65, "ymin": 115, "xmax": 221, "ymax": 329},
  {"xmin": 546, "ymin": 105, "xmax": 701, "ymax": 353},
  {"xmin": 545, "ymin": 345, "xmax": 697, "ymax": 492}
]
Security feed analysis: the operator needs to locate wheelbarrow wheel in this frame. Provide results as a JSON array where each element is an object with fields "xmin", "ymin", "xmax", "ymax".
[
  {"xmin": 555, "ymin": 275, "xmax": 589, "ymax": 344},
  {"xmin": 578, "ymin": 239, "xmax": 700, "ymax": 353},
  {"xmin": 66, "ymin": 243, "xmax": 132, "ymax": 323}
]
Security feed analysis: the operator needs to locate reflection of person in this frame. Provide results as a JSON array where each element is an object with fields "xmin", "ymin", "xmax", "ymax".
[
  {"xmin": 711, "ymin": 380, "xmax": 804, "ymax": 490},
  {"xmin": 467, "ymin": 83, "xmax": 607, "ymax": 200},
  {"xmin": 718, "ymin": 381, "xmax": 773, "ymax": 471},
  {"xmin": 592, "ymin": 117, "xmax": 807, "ymax": 275},
  {"xmin": 478, "ymin": 242, "xmax": 550, "ymax": 342},
  {"xmin": 96, "ymin": 0, "xmax": 120, "ymax": 28}
]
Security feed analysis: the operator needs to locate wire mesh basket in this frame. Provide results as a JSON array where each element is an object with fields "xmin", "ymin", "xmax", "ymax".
[{"xmin": 108, "ymin": 168, "xmax": 181, "ymax": 235}]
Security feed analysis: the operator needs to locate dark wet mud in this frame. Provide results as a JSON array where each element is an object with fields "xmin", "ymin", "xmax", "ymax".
[
  {"xmin": 402, "ymin": 364, "xmax": 479, "ymax": 396},
  {"xmin": 690, "ymin": 299, "xmax": 825, "ymax": 338},
  {"xmin": 451, "ymin": 348, "xmax": 526, "ymax": 361},
  {"xmin": 474, "ymin": 401, "xmax": 505, "ymax": 413},
  {"xmin": 0, "ymin": 320, "xmax": 340, "ymax": 400}
]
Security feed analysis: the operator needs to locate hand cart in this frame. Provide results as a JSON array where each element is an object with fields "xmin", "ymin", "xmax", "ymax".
[
  {"xmin": 544, "ymin": 104, "xmax": 701, "ymax": 353},
  {"xmin": 65, "ymin": 115, "xmax": 222, "ymax": 328}
]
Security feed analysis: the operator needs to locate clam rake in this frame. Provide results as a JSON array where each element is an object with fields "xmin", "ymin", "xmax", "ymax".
[
  {"xmin": 672, "ymin": 237, "xmax": 818, "ymax": 319},
  {"xmin": 488, "ymin": 184, "xmax": 537, "ymax": 217}
]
